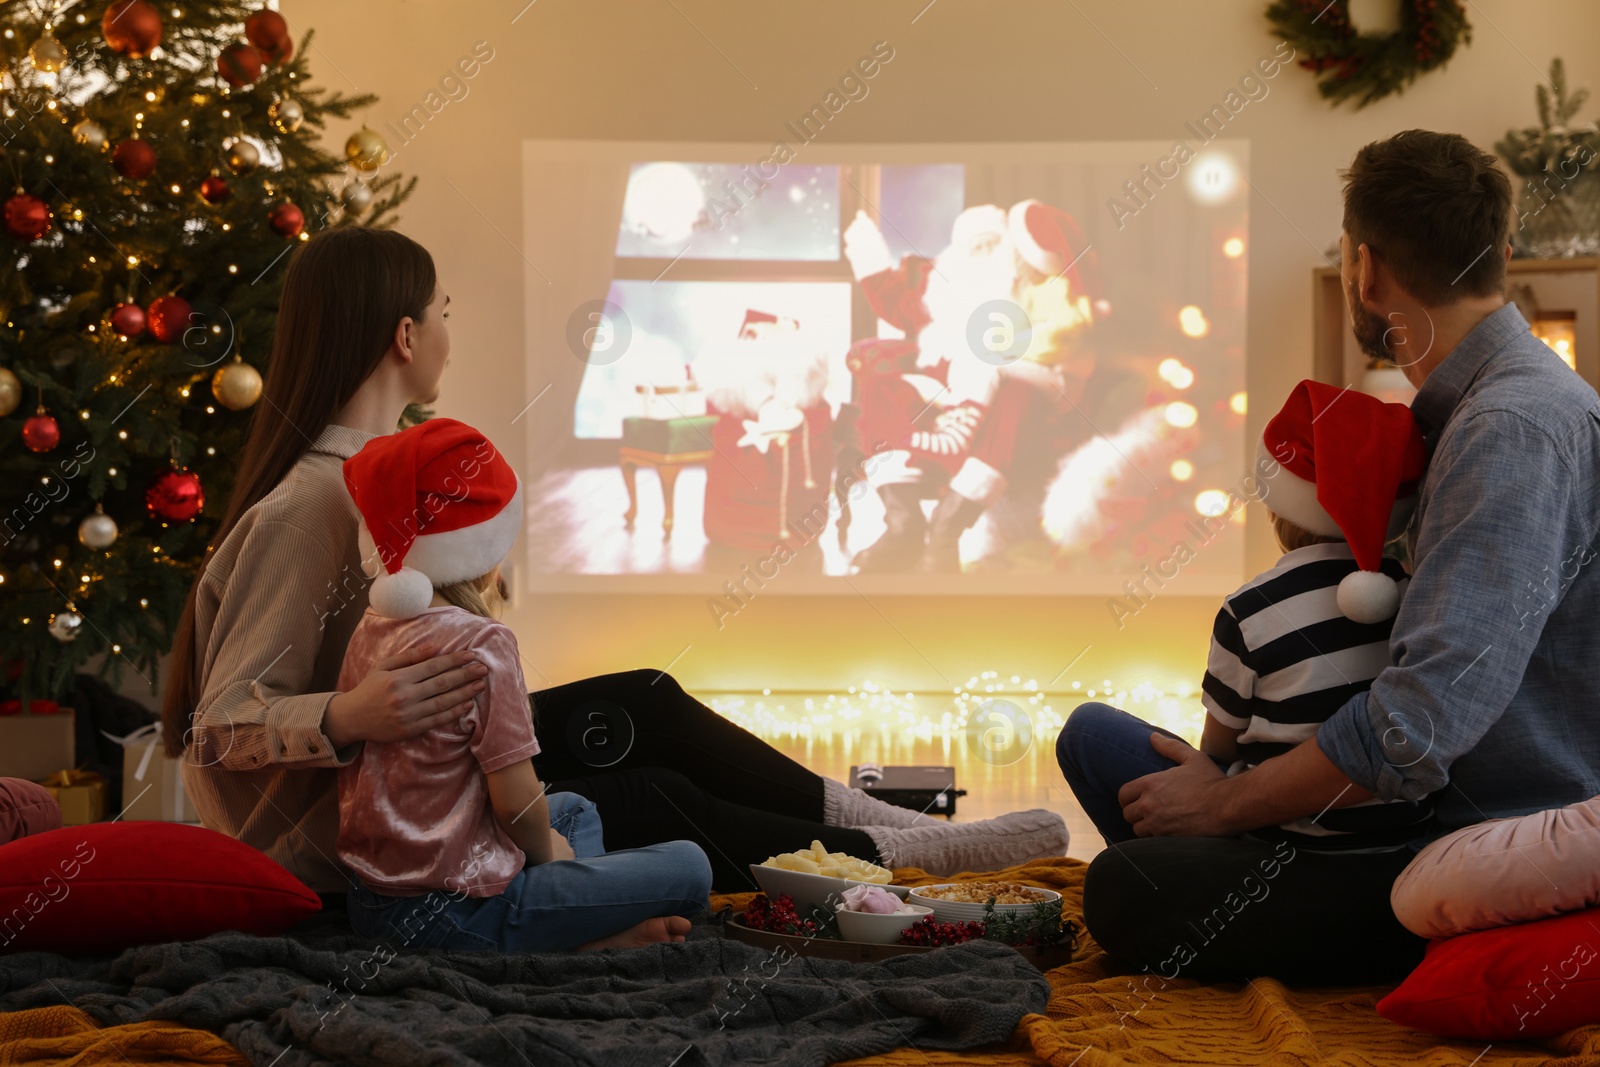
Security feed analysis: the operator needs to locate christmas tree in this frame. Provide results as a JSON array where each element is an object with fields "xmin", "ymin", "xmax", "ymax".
[{"xmin": 0, "ymin": 1, "xmax": 413, "ymax": 706}]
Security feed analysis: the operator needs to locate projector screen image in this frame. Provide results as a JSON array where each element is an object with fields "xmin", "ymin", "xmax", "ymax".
[{"xmin": 522, "ymin": 142, "xmax": 1248, "ymax": 595}]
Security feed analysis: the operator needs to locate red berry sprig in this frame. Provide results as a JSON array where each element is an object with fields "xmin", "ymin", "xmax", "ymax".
[
  {"xmin": 897, "ymin": 916, "xmax": 986, "ymax": 948},
  {"xmin": 740, "ymin": 894, "xmax": 819, "ymax": 937}
]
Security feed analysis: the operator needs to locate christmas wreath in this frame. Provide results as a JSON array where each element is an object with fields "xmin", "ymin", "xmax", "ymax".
[{"xmin": 1267, "ymin": 0, "xmax": 1472, "ymax": 109}]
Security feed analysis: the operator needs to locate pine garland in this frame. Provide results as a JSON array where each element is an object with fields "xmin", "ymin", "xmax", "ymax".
[
  {"xmin": 1266, "ymin": 0, "xmax": 1471, "ymax": 109},
  {"xmin": 0, "ymin": 2, "xmax": 414, "ymax": 704}
]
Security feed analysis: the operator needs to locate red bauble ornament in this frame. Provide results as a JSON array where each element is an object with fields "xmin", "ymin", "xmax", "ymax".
[
  {"xmin": 112, "ymin": 138, "xmax": 157, "ymax": 179},
  {"xmin": 147, "ymin": 295, "xmax": 194, "ymax": 344},
  {"xmin": 198, "ymin": 175, "xmax": 230, "ymax": 204},
  {"xmin": 146, "ymin": 468, "xmax": 204, "ymax": 523},
  {"xmin": 3, "ymin": 194, "xmax": 51, "ymax": 242},
  {"xmin": 110, "ymin": 302, "xmax": 147, "ymax": 337},
  {"xmin": 22, "ymin": 412, "xmax": 61, "ymax": 453},
  {"xmin": 102, "ymin": 0, "xmax": 163, "ymax": 58},
  {"xmin": 217, "ymin": 42, "xmax": 263, "ymax": 87},
  {"xmin": 268, "ymin": 201, "xmax": 304, "ymax": 238},
  {"xmin": 244, "ymin": 9, "xmax": 293, "ymax": 64}
]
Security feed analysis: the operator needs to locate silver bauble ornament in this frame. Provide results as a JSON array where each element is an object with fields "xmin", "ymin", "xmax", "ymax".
[
  {"xmin": 340, "ymin": 181, "xmax": 373, "ymax": 214},
  {"xmin": 48, "ymin": 610, "xmax": 84, "ymax": 643},
  {"xmin": 72, "ymin": 118, "xmax": 108, "ymax": 151},
  {"xmin": 268, "ymin": 97, "xmax": 304, "ymax": 133},
  {"xmin": 78, "ymin": 508, "xmax": 119, "ymax": 549},
  {"xmin": 225, "ymin": 139, "xmax": 260, "ymax": 174}
]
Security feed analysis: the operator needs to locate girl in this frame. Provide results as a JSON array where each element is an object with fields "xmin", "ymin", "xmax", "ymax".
[
  {"xmin": 336, "ymin": 417, "xmax": 710, "ymax": 951},
  {"xmin": 166, "ymin": 226, "xmax": 1070, "ymax": 902}
]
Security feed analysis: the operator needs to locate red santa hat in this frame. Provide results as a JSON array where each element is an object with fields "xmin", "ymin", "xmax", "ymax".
[
  {"xmin": 342, "ymin": 418, "xmax": 522, "ymax": 619},
  {"xmin": 1257, "ymin": 381, "xmax": 1427, "ymax": 624},
  {"xmin": 1008, "ymin": 199, "xmax": 1091, "ymax": 296}
]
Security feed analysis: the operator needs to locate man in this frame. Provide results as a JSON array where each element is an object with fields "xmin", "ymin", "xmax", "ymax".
[{"xmin": 1059, "ymin": 129, "xmax": 1600, "ymax": 984}]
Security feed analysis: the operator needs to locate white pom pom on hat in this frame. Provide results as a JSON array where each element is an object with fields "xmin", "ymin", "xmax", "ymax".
[
  {"xmin": 1258, "ymin": 380, "xmax": 1428, "ymax": 622},
  {"xmin": 367, "ymin": 566, "xmax": 435, "ymax": 620},
  {"xmin": 1337, "ymin": 569, "xmax": 1403, "ymax": 625}
]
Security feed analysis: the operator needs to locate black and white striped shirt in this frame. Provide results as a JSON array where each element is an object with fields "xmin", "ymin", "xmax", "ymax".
[{"xmin": 1202, "ymin": 542, "xmax": 1433, "ymax": 850}]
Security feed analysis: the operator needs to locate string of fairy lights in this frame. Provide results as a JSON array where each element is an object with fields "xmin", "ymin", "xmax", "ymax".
[{"xmin": 706, "ymin": 672, "xmax": 1205, "ymax": 747}]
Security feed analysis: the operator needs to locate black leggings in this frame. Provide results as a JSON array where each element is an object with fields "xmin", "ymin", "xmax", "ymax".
[
  {"xmin": 529, "ymin": 669, "xmax": 878, "ymax": 891},
  {"xmin": 1082, "ymin": 835, "xmax": 1426, "ymax": 986}
]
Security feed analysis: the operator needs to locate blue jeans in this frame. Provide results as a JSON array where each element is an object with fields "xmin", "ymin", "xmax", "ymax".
[
  {"xmin": 546, "ymin": 789, "xmax": 606, "ymax": 859},
  {"xmin": 347, "ymin": 792, "xmax": 712, "ymax": 953},
  {"xmin": 1056, "ymin": 702, "xmax": 1229, "ymax": 844}
]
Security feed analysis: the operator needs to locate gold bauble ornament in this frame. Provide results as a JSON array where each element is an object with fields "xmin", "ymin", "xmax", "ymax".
[
  {"xmin": 29, "ymin": 33, "xmax": 68, "ymax": 74},
  {"xmin": 0, "ymin": 367, "xmax": 20, "ymax": 417},
  {"xmin": 72, "ymin": 118, "xmax": 107, "ymax": 151},
  {"xmin": 344, "ymin": 127, "xmax": 389, "ymax": 172},
  {"xmin": 225, "ymin": 138, "xmax": 260, "ymax": 174},
  {"xmin": 212, "ymin": 359, "xmax": 263, "ymax": 410},
  {"xmin": 268, "ymin": 97, "xmax": 304, "ymax": 134}
]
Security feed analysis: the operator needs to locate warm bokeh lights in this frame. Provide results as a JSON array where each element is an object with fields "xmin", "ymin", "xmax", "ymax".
[
  {"xmin": 1164, "ymin": 401, "xmax": 1199, "ymax": 428},
  {"xmin": 1178, "ymin": 304, "xmax": 1210, "ymax": 338}
]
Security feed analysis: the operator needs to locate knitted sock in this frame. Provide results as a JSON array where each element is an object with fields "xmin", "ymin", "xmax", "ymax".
[
  {"xmin": 821, "ymin": 776, "xmax": 940, "ymax": 829},
  {"xmin": 862, "ymin": 809, "xmax": 1070, "ymax": 878}
]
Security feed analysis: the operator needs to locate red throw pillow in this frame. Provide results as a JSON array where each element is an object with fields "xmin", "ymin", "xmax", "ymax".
[
  {"xmin": 1378, "ymin": 906, "xmax": 1600, "ymax": 1039},
  {"xmin": 0, "ymin": 778, "xmax": 64, "ymax": 845},
  {"xmin": 0, "ymin": 822, "xmax": 321, "ymax": 954}
]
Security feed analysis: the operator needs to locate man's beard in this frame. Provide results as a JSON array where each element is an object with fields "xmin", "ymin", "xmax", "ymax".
[{"xmin": 1346, "ymin": 275, "xmax": 1393, "ymax": 364}]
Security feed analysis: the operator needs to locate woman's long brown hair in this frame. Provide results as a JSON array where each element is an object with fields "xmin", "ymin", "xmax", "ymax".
[{"xmin": 162, "ymin": 227, "xmax": 437, "ymax": 756}]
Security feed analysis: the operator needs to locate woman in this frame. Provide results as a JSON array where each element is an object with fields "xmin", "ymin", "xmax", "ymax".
[{"xmin": 165, "ymin": 226, "xmax": 1069, "ymax": 898}]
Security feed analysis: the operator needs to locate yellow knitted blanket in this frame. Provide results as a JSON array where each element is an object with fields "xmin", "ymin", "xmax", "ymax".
[
  {"xmin": 0, "ymin": 1005, "xmax": 247, "ymax": 1066},
  {"xmin": 715, "ymin": 857, "xmax": 1600, "ymax": 1067}
]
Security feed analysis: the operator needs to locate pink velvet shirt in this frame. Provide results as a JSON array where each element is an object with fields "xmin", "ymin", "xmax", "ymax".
[{"xmin": 335, "ymin": 606, "xmax": 539, "ymax": 898}]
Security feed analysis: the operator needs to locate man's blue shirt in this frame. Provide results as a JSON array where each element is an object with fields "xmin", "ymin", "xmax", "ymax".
[{"xmin": 1318, "ymin": 301, "xmax": 1600, "ymax": 831}]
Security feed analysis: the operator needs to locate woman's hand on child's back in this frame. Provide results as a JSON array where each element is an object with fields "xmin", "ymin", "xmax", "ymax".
[{"xmin": 324, "ymin": 647, "xmax": 489, "ymax": 747}]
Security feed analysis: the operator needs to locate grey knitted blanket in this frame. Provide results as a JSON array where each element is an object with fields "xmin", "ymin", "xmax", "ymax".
[{"xmin": 0, "ymin": 920, "xmax": 1050, "ymax": 1066}]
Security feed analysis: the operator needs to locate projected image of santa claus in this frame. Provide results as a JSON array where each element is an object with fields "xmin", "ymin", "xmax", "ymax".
[{"xmin": 843, "ymin": 199, "xmax": 1098, "ymax": 573}]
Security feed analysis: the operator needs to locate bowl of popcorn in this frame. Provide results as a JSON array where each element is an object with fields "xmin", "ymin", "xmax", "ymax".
[
  {"xmin": 906, "ymin": 881, "xmax": 1062, "ymax": 924},
  {"xmin": 749, "ymin": 841, "xmax": 910, "ymax": 915},
  {"xmin": 832, "ymin": 885, "xmax": 932, "ymax": 944}
]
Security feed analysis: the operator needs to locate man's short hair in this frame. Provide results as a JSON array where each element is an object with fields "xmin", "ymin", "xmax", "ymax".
[{"xmin": 1342, "ymin": 130, "xmax": 1513, "ymax": 305}]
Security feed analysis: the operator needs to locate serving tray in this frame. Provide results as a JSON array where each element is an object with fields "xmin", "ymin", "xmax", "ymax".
[{"xmin": 723, "ymin": 918, "xmax": 1076, "ymax": 971}]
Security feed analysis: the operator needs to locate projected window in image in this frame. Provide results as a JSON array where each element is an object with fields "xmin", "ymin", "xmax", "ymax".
[
  {"xmin": 524, "ymin": 144, "xmax": 1249, "ymax": 592},
  {"xmin": 573, "ymin": 281, "xmax": 853, "ymax": 440},
  {"xmin": 614, "ymin": 162, "xmax": 841, "ymax": 261}
]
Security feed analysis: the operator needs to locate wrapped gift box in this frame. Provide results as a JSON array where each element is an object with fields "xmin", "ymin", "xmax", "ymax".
[
  {"xmin": 109, "ymin": 723, "xmax": 199, "ymax": 823},
  {"xmin": 620, "ymin": 415, "xmax": 718, "ymax": 456},
  {"xmin": 0, "ymin": 705, "xmax": 77, "ymax": 783},
  {"xmin": 635, "ymin": 383, "xmax": 707, "ymax": 420},
  {"xmin": 37, "ymin": 770, "xmax": 106, "ymax": 826}
]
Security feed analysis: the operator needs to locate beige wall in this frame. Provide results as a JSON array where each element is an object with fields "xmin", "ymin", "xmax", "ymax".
[{"xmin": 282, "ymin": 0, "xmax": 1599, "ymax": 696}]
